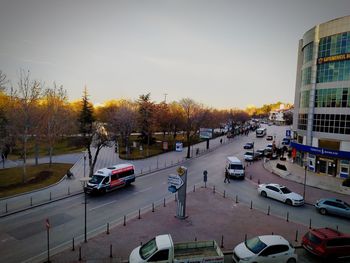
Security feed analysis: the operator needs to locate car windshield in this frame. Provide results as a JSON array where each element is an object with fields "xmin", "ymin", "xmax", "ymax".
[
  {"xmin": 245, "ymin": 237, "xmax": 267, "ymax": 254},
  {"xmin": 307, "ymin": 232, "xmax": 322, "ymax": 245},
  {"xmin": 245, "ymin": 152, "xmax": 253, "ymax": 156},
  {"xmin": 280, "ymin": 187, "xmax": 292, "ymax": 194},
  {"xmin": 89, "ymin": 175, "xmax": 105, "ymax": 184},
  {"xmin": 230, "ymin": 164, "xmax": 243, "ymax": 170},
  {"xmin": 140, "ymin": 238, "xmax": 158, "ymax": 260}
]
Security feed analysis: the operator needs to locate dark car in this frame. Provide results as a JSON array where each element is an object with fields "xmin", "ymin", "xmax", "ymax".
[
  {"xmin": 302, "ymin": 228, "xmax": 350, "ymax": 260},
  {"xmin": 243, "ymin": 142, "xmax": 254, "ymax": 149},
  {"xmin": 266, "ymin": 135, "xmax": 273, "ymax": 141},
  {"xmin": 315, "ymin": 198, "xmax": 350, "ymax": 218}
]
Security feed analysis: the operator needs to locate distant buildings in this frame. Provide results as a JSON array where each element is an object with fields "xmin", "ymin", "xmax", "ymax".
[
  {"xmin": 292, "ymin": 16, "xmax": 350, "ymax": 179},
  {"xmin": 269, "ymin": 104, "xmax": 293, "ymax": 125}
]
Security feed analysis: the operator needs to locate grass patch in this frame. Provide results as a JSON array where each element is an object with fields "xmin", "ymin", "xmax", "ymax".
[{"xmin": 0, "ymin": 163, "xmax": 72, "ymax": 198}]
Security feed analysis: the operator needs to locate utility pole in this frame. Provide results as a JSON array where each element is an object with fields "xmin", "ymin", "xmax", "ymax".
[{"xmin": 164, "ymin": 93, "xmax": 168, "ymax": 103}]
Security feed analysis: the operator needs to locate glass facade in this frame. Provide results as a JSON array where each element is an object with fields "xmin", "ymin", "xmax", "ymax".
[
  {"xmin": 302, "ymin": 67, "xmax": 312, "ymax": 85},
  {"xmin": 317, "ymin": 60, "xmax": 350, "ymax": 83},
  {"xmin": 298, "ymin": 113, "xmax": 308, "ymax": 130},
  {"xmin": 300, "ymin": 90, "xmax": 310, "ymax": 108},
  {"xmin": 315, "ymin": 88, "xmax": 350, "ymax": 108},
  {"xmin": 318, "ymin": 32, "xmax": 350, "ymax": 58},
  {"xmin": 313, "ymin": 114, "xmax": 350, "ymax": 134},
  {"xmin": 303, "ymin": 42, "xmax": 313, "ymax": 63}
]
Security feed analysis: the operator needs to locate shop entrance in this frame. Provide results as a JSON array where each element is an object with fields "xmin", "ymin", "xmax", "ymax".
[{"xmin": 317, "ymin": 157, "xmax": 337, "ymax": 176}]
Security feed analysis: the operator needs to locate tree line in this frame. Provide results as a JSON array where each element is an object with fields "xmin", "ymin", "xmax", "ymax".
[{"xmin": 0, "ymin": 69, "xmax": 259, "ymax": 181}]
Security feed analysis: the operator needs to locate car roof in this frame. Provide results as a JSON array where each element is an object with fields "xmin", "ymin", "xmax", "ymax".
[
  {"xmin": 266, "ymin": 183, "xmax": 284, "ymax": 188},
  {"xmin": 227, "ymin": 156, "xmax": 242, "ymax": 163},
  {"xmin": 319, "ymin": 198, "xmax": 346, "ymax": 204},
  {"xmin": 309, "ymin": 228, "xmax": 350, "ymax": 239},
  {"xmin": 258, "ymin": 235, "xmax": 290, "ymax": 246}
]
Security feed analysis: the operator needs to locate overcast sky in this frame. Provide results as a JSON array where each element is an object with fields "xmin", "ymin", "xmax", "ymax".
[{"xmin": 1, "ymin": 0, "xmax": 350, "ymax": 109}]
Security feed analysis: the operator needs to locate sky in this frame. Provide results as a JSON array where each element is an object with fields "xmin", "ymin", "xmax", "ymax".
[{"xmin": 0, "ymin": 0, "xmax": 350, "ymax": 109}]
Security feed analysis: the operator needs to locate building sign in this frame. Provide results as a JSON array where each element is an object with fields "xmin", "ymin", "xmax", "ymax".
[
  {"xmin": 199, "ymin": 128, "xmax": 213, "ymax": 139},
  {"xmin": 317, "ymin": 53, "xmax": 350, "ymax": 64},
  {"xmin": 175, "ymin": 142, "xmax": 183, "ymax": 152},
  {"xmin": 291, "ymin": 142, "xmax": 350, "ymax": 159}
]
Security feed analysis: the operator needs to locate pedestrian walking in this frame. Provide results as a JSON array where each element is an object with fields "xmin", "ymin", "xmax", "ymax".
[{"xmin": 224, "ymin": 170, "xmax": 230, "ymax": 183}]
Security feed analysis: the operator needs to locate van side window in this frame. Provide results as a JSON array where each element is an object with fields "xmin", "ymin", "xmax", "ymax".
[{"xmin": 147, "ymin": 249, "xmax": 169, "ymax": 262}]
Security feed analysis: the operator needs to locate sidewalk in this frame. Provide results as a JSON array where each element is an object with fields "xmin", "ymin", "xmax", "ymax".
[
  {"xmin": 49, "ymin": 186, "xmax": 309, "ymax": 263},
  {"xmin": 263, "ymin": 157, "xmax": 350, "ymax": 196}
]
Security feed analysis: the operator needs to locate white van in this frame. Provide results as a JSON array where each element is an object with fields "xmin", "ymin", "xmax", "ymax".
[{"xmin": 225, "ymin": 156, "xmax": 245, "ymax": 179}]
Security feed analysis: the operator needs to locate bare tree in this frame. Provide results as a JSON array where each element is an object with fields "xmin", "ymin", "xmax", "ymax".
[
  {"xmin": 180, "ymin": 98, "xmax": 207, "ymax": 158},
  {"xmin": 40, "ymin": 83, "xmax": 69, "ymax": 166},
  {"xmin": 10, "ymin": 70, "xmax": 42, "ymax": 182},
  {"xmin": 0, "ymin": 70, "xmax": 9, "ymax": 92}
]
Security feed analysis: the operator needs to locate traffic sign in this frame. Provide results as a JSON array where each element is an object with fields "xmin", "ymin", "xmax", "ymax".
[{"xmin": 168, "ymin": 174, "xmax": 184, "ymax": 193}]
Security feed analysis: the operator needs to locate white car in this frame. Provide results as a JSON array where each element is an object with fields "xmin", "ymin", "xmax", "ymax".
[
  {"xmin": 232, "ymin": 235, "xmax": 297, "ymax": 263},
  {"xmin": 244, "ymin": 151, "xmax": 259, "ymax": 161},
  {"xmin": 258, "ymin": 183, "xmax": 304, "ymax": 206}
]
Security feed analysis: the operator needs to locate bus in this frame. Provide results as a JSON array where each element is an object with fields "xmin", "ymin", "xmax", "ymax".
[
  {"xmin": 84, "ymin": 163, "xmax": 135, "ymax": 194},
  {"xmin": 256, "ymin": 127, "xmax": 267, "ymax": 138}
]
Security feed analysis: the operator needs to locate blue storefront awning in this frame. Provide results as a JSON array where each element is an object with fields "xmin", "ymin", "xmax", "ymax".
[{"xmin": 291, "ymin": 142, "xmax": 350, "ymax": 159}]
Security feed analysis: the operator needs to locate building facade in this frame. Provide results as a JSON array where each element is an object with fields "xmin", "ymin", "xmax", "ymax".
[{"xmin": 293, "ymin": 16, "xmax": 350, "ymax": 179}]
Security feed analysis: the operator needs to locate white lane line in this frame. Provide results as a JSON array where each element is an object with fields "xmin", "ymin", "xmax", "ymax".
[
  {"xmin": 89, "ymin": 200, "xmax": 118, "ymax": 212},
  {"xmin": 132, "ymin": 186, "xmax": 153, "ymax": 195}
]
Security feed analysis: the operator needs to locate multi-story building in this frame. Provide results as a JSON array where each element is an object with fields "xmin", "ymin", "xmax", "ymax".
[{"xmin": 292, "ymin": 15, "xmax": 350, "ymax": 179}]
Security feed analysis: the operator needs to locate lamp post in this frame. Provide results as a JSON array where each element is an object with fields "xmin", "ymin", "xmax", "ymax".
[
  {"xmin": 80, "ymin": 178, "xmax": 90, "ymax": 243},
  {"xmin": 83, "ymin": 151, "xmax": 86, "ymax": 177},
  {"xmin": 303, "ymin": 164, "xmax": 307, "ymax": 199}
]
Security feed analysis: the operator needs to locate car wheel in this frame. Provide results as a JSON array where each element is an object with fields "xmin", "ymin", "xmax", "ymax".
[
  {"xmin": 319, "ymin": 208, "xmax": 327, "ymax": 215},
  {"xmin": 261, "ymin": 191, "xmax": 267, "ymax": 197},
  {"xmin": 286, "ymin": 258, "xmax": 296, "ymax": 263},
  {"xmin": 286, "ymin": 199, "xmax": 293, "ymax": 206}
]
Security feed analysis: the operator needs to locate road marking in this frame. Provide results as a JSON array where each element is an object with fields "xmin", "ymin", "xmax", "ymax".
[
  {"xmin": 132, "ymin": 186, "xmax": 153, "ymax": 195},
  {"xmin": 89, "ymin": 200, "xmax": 118, "ymax": 211}
]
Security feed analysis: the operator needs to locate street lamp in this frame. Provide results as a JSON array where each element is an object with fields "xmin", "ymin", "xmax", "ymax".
[
  {"xmin": 83, "ymin": 151, "xmax": 87, "ymax": 177},
  {"xmin": 80, "ymin": 177, "xmax": 90, "ymax": 243},
  {"xmin": 303, "ymin": 162, "xmax": 307, "ymax": 199}
]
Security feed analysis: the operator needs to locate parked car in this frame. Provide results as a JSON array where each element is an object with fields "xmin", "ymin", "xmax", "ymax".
[
  {"xmin": 232, "ymin": 235, "xmax": 297, "ymax": 263},
  {"xmin": 281, "ymin": 138, "xmax": 291, "ymax": 145},
  {"xmin": 244, "ymin": 151, "xmax": 259, "ymax": 161},
  {"xmin": 266, "ymin": 135, "xmax": 273, "ymax": 141},
  {"xmin": 266, "ymin": 143, "xmax": 273, "ymax": 151},
  {"xmin": 302, "ymin": 228, "xmax": 350, "ymax": 260},
  {"xmin": 315, "ymin": 198, "xmax": 350, "ymax": 218},
  {"xmin": 243, "ymin": 142, "xmax": 254, "ymax": 149},
  {"xmin": 256, "ymin": 149, "xmax": 266, "ymax": 158},
  {"xmin": 258, "ymin": 183, "xmax": 304, "ymax": 206}
]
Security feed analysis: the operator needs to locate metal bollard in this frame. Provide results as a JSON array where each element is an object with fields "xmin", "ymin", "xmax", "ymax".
[
  {"xmin": 249, "ymin": 174, "xmax": 252, "ymax": 180},
  {"xmin": 213, "ymin": 186, "xmax": 215, "ymax": 194},
  {"xmin": 336, "ymin": 225, "xmax": 339, "ymax": 231},
  {"xmin": 50, "ymin": 192, "xmax": 52, "ymax": 201},
  {"xmin": 258, "ymin": 179, "xmax": 260, "ymax": 184},
  {"xmin": 250, "ymin": 200, "xmax": 252, "ymax": 209},
  {"xmin": 295, "ymin": 230, "xmax": 298, "ymax": 242},
  {"xmin": 195, "ymin": 237, "xmax": 197, "ymax": 241},
  {"xmin": 123, "ymin": 215, "xmax": 126, "ymax": 226},
  {"xmin": 107, "ymin": 223, "xmax": 110, "ymax": 234},
  {"xmin": 271, "ymin": 232, "xmax": 274, "ymax": 235},
  {"xmin": 30, "ymin": 197, "xmax": 33, "ymax": 206},
  {"xmin": 235, "ymin": 195, "xmax": 238, "ymax": 204},
  {"xmin": 152, "ymin": 203, "xmax": 154, "ymax": 212},
  {"xmin": 110, "ymin": 244, "xmax": 113, "ymax": 258},
  {"xmin": 138, "ymin": 209, "xmax": 141, "ymax": 219},
  {"xmin": 267, "ymin": 205, "xmax": 270, "ymax": 215},
  {"xmin": 223, "ymin": 190, "xmax": 226, "ymax": 198},
  {"xmin": 141, "ymin": 169, "xmax": 143, "ymax": 174},
  {"xmin": 6, "ymin": 203, "xmax": 8, "ymax": 213},
  {"xmin": 193, "ymin": 185, "xmax": 195, "ymax": 192},
  {"xmin": 163, "ymin": 198, "xmax": 166, "ymax": 207},
  {"xmin": 309, "ymin": 218, "xmax": 312, "ymax": 229},
  {"xmin": 286, "ymin": 212, "xmax": 289, "ymax": 222},
  {"xmin": 79, "ymin": 246, "xmax": 82, "ymax": 261},
  {"xmin": 72, "ymin": 238, "xmax": 75, "ymax": 251},
  {"xmin": 220, "ymin": 235, "xmax": 224, "ymax": 248}
]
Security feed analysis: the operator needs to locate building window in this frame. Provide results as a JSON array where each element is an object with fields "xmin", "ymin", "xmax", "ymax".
[
  {"xmin": 300, "ymin": 90, "xmax": 310, "ymax": 108},
  {"xmin": 315, "ymin": 88, "xmax": 350, "ymax": 108},
  {"xmin": 318, "ymin": 32, "xmax": 350, "ymax": 58},
  {"xmin": 298, "ymin": 114, "xmax": 308, "ymax": 130},
  {"xmin": 317, "ymin": 60, "xmax": 350, "ymax": 83},
  {"xmin": 303, "ymin": 42, "xmax": 314, "ymax": 63},
  {"xmin": 302, "ymin": 67, "xmax": 312, "ymax": 85},
  {"xmin": 313, "ymin": 114, "xmax": 350, "ymax": 134}
]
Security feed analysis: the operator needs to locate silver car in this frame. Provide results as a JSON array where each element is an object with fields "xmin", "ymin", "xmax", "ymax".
[{"xmin": 315, "ymin": 198, "xmax": 350, "ymax": 218}]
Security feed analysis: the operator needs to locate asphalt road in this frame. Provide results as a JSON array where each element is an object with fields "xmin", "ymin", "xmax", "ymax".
[{"xmin": 0, "ymin": 125, "xmax": 349, "ymax": 263}]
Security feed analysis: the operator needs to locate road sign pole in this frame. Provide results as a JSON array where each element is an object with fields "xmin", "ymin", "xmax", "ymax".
[{"xmin": 176, "ymin": 166, "xmax": 187, "ymax": 219}]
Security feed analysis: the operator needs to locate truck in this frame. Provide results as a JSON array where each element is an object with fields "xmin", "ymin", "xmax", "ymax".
[
  {"xmin": 129, "ymin": 234, "xmax": 224, "ymax": 263},
  {"xmin": 225, "ymin": 156, "xmax": 245, "ymax": 179}
]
